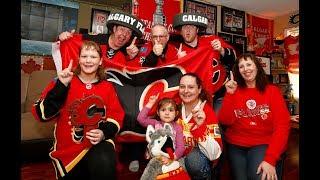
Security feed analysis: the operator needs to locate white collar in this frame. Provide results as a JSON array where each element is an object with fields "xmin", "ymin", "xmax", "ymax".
[{"xmin": 181, "ymin": 100, "xmax": 202, "ymax": 123}]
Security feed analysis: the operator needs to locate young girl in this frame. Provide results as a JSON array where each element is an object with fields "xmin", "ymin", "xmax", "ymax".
[
  {"xmin": 32, "ymin": 41, "xmax": 124, "ymax": 179},
  {"xmin": 137, "ymin": 94, "xmax": 185, "ymax": 164}
]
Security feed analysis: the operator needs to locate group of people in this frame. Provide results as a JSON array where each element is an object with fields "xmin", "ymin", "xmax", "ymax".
[{"xmin": 32, "ymin": 11, "xmax": 291, "ymax": 180}]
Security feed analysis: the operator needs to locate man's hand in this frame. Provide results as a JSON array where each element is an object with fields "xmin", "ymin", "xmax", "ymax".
[
  {"xmin": 58, "ymin": 29, "xmax": 75, "ymax": 41},
  {"xmin": 126, "ymin": 37, "xmax": 139, "ymax": 59},
  {"xmin": 177, "ymin": 43, "xmax": 187, "ymax": 59},
  {"xmin": 153, "ymin": 40, "xmax": 164, "ymax": 56},
  {"xmin": 211, "ymin": 39, "xmax": 225, "ymax": 56}
]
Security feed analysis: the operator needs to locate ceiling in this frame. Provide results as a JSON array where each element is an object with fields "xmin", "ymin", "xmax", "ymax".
[
  {"xmin": 209, "ymin": 0, "xmax": 299, "ymax": 19},
  {"xmin": 74, "ymin": 0, "xmax": 299, "ymax": 19}
]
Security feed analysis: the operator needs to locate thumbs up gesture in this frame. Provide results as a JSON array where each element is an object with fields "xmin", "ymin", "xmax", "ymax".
[
  {"xmin": 153, "ymin": 40, "xmax": 164, "ymax": 56},
  {"xmin": 126, "ymin": 37, "xmax": 139, "ymax": 59},
  {"xmin": 225, "ymin": 71, "xmax": 237, "ymax": 94},
  {"xmin": 177, "ymin": 43, "xmax": 187, "ymax": 58},
  {"xmin": 58, "ymin": 60, "xmax": 74, "ymax": 87}
]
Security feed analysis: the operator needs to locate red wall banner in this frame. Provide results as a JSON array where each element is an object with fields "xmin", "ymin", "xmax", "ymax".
[{"xmin": 246, "ymin": 14, "xmax": 274, "ymax": 55}]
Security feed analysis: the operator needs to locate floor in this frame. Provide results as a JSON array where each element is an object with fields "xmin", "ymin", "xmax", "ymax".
[{"xmin": 21, "ymin": 128, "xmax": 299, "ymax": 180}]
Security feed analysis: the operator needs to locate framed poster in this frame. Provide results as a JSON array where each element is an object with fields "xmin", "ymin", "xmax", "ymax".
[
  {"xmin": 184, "ymin": 0, "xmax": 217, "ymax": 35},
  {"xmin": 218, "ymin": 32, "xmax": 232, "ymax": 44},
  {"xmin": 232, "ymin": 35, "xmax": 247, "ymax": 54},
  {"xmin": 257, "ymin": 56, "xmax": 271, "ymax": 75},
  {"xmin": 90, "ymin": 8, "xmax": 110, "ymax": 34},
  {"xmin": 221, "ymin": 6, "xmax": 245, "ymax": 35}
]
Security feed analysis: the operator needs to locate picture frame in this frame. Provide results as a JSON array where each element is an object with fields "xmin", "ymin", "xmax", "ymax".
[
  {"xmin": 218, "ymin": 32, "xmax": 232, "ymax": 44},
  {"xmin": 184, "ymin": 0, "xmax": 217, "ymax": 35},
  {"xmin": 90, "ymin": 8, "xmax": 110, "ymax": 34},
  {"xmin": 273, "ymin": 74, "xmax": 279, "ymax": 84},
  {"xmin": 232, "ymin": 35, "xmax": 247, "ymax": 54},
  {"xmin": 221, "ymin": 6, "xmax": 245, "ymax": 35},
  {"xmin": 279, "ymin": 74, "xmax": 289, "ymax": 83},
  {"xmin": 256, "ymin": 56, "xmax": 271, "ymax": 75}
]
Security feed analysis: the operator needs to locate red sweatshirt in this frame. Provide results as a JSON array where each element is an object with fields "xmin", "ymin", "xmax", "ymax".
[{"xmin": 218, "ymin": 85, "xmax": 290, "ymax": 166}]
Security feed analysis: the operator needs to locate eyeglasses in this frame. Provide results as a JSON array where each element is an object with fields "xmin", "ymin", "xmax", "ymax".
[{"xmin": 152, "ymin": 35, "xmax": 167, "ymax": 40}]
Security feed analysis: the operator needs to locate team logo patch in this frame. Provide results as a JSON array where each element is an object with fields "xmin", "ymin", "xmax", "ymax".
[{"xmin": 246, "ymin": 99, "xmax": 256, "ymax": 110}]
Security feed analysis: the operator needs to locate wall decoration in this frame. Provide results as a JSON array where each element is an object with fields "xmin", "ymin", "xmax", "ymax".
[
  {"xmin": 90, "ymin": 8, "xmax": 110, "ymax": 34},
  {"xmin": 218, "ymin": 32, "xmax": 232, "ymax": 44},
  {"xmin": 246, "ymin": 13, "xmax": 274, "ymax": 56},
  {"xmin": 232, "ymin": 35, "xmax": 247, "ymax": 55},
  {"xmin": 184, "ymin": 0, "xmax": 217, "ymax": 35},
  {"xmin": 221, "ymin": 6, "xmax": 245, "ymax": 35},
  {"xmin": 257, "ymin": 56, "xmax": 271, "ymax": 75},
  {"xmin": 279, "ymin": 74, "xmax": 289, "ymax": 83}
]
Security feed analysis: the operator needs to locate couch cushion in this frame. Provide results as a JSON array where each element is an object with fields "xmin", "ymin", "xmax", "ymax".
[
  {"xmin": 21, "ymin": 73, "xmax": 30, "ymax": 113},
  {"xmin": 25, "ymin": 70, "xmax": 57, "ymax": 112},
  {"xmin": 21, "ymin": 112, "xmax": 56, "ymax": 141}
]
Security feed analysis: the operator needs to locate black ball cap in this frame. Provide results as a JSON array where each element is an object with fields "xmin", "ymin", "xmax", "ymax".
[
  {"xmin": 173, "ymin": 12, "xmax": 208, "ymax": 29},
  {"xmin": 107, "ymin": 12, "xmax": 146, "ymax": 38}
]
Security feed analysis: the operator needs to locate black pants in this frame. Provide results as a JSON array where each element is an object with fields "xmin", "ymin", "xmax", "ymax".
[{"xmin": 59, "ymin": 141, "xmax": 116, "ymax": 180}]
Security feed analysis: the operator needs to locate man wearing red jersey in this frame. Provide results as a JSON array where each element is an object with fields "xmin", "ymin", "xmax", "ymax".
[{"xmin": 173, "ymin": 12, "xmax": 236, "ymax": 114}]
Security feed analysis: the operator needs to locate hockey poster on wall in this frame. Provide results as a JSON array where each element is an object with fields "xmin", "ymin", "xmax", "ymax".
[
  {"xmin": 257, "ymin": 56, "xmax": 271, "ymax": 75},
  {"xmin": 184, "ymin": 0, "xmax": 217, "ymax": 35},
  {"xmin": 90, "ymin": 9, "xmax": 110, "ymax": 34},
  {"xmin": 221, "ymin": 6, "xmax": 245, "ymax": 35}
]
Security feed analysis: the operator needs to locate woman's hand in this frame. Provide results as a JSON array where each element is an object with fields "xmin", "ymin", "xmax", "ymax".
[
  {"xmin": 192, "ymin": 100, "xmax": 207, "ymax": 127},
  {"xmin": 58, "ymin": 60, "xmax": 74, "ymax": 87},
  {"xmin": 58, "ymin": 29, "xmax": 75, "ymax": 41},
  {"xmin": 146, "ymin": 93, "xmax": 159, "ymax": 109},
  {"xmin": 257, "ymin": 161, "xmax": 278, "ymax": 180},
  {"xmin": 225, "ymin": 71, "xmax": 237, "ymax": 94},
  {"xmin": 86, "ymin": 129, "xmax": 105, "ymax": 145}
]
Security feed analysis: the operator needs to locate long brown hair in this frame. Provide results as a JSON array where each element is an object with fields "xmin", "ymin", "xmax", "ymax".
[
  {"xmin": 179, "ymin": 73, "xmax": 211, "ymax": 104},
  {"xmin": 232, "ymin": 53, "xmax": 268, "ymax": 92},
  {"xmin": 73, "ymin": 41, "xmax": 106, "ymax": 81}
]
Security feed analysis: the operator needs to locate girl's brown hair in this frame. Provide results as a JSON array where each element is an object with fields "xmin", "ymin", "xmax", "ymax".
[
  {"xmin": 73, "ymin": 40, "xmax": 106, "ymax": 81},
  {"xmin": 155, "ymin": 97, "xmax": 179, "ymax": 122},
  {"xmin": 232, "ymin": 53, "xmax": 268, "ymax": 92}
]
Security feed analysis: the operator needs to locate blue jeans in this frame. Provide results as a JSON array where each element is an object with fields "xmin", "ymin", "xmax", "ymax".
[
  {"xmin": 185, "ymin": 146, "xmax": 212, "ymax": 180},
  {"xmin": 227, "ymin": 143, "xmax": 284, "ymax": 180}
]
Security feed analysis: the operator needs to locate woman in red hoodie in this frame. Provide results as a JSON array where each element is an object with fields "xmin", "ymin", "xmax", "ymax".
[{"xmin": 218, "ymin": 53, "xmax": 290, "ymax": 180}]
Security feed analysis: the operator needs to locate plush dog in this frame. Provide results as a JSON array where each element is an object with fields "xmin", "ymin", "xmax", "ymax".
[{"xmin": 140, "ymin": 123, "xmax": 190, "ymax": 180}]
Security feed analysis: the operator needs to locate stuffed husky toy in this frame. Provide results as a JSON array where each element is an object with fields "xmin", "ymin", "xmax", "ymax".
[{"xmin": 140, "ymin": 123, "xmax": 190, "ymax": 180}]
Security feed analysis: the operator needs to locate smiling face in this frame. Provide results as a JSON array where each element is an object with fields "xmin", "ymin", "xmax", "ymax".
[
  {"xmin": 238, "ymin": 57, "xmax": 258, "ymax": 87},
  {"xmin": 157, "ymin": 102, "xmax": 177, "ymax": 123},
  {"xmin": 181, "ymin": 24, "xmax": 198, "ymax": 43},
  {"xmin": 112, "ymin": 25, "xmax": 132, "ymax": 49},
  {"xmin": 79, "ymin": 45, "xmax": 102, "ymax": 76},
  {"xmin": 179, "ymin": 75, "xmax": 201, "ymax": 105}
]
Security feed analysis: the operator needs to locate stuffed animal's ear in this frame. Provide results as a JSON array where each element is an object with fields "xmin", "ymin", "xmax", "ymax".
[
  {"xmin": 146, "ymin": 125, "xmax": 155, "ymax": 143},
  {"xmin": 163, "ymin": 123, "xmax": 173, "ymax": 134}
]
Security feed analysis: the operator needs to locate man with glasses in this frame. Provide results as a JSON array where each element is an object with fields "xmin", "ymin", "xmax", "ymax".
[
  {"xmin": 136, "ymin": 24, "xmax": 178, "ymax": 67},
  {"xmin": 58, "ymin": 11, "xmax": 146, "ymax": 65}
]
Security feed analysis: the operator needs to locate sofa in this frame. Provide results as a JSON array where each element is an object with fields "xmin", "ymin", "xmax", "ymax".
[{"xmin": 21, "ymin": 70, "xmax": 57, "ymax": 163}]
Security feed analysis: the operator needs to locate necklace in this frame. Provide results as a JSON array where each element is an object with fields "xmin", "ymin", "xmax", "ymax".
[{"xmin": 78, "ymin": 76, "xmax": 98, "ymax": 90}]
